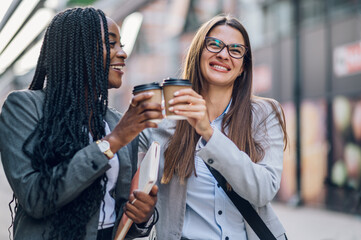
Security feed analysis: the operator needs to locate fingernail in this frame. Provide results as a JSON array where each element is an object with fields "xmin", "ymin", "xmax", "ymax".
[
  {"xmin": 174, "ymin": 91, "xmax": 179, "ymax": 96},
  {"xmin": 148, "ymin": 92, "xmax": 154, "ymax": 96},
  {"xmin": 169, "ymin": 107, "xmax": 174, "ymax": 112},
  {"xmin": 168, "ymin": 99, "xmax": 174, "ymax": 104}
]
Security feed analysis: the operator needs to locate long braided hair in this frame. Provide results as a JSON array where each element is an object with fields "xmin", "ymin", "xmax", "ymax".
[{"xmin": 21, "ymin": 7, "xmax": 110, "ymax": 239}]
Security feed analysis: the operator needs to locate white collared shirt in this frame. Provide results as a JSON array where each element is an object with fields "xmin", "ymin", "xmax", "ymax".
[
  {"xmin": 182, "ymin": 100, "xmax": 247, "ymax": 240},
  {"xmin": 89, "ymin": 122, "xmax": 119, "ymax": 229}
]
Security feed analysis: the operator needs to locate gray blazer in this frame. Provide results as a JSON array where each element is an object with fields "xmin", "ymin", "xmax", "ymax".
[
  {"xmin": 139, "ymin": 98, "xmax": 287, "ymax": 240},
  {"xmin": 0, "ymin": 90, "xmax": 148, "ymax": 239}
]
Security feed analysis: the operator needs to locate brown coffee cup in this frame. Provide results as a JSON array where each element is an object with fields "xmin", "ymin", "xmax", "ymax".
[
  {"xmin": 162, "ymin": 78, "xmax": 192, "ymax": 120},
  {"xmin": 133, "ymin": 82, "xmax": 162, "ymax": 123}
]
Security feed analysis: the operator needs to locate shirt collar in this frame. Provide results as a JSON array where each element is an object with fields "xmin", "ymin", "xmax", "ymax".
[{"xmin": 212, "ymin": 98, "xmax": 232, "ymax": 123}]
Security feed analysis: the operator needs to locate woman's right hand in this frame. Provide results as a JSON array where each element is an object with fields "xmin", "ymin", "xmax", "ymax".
[
  {"xmin": 104, "ymin": 92, "xmax": 163, "ymax": 153},
  {"xmin": 168, "ymin": 88, "xmax": 214, "ymax": 141}
]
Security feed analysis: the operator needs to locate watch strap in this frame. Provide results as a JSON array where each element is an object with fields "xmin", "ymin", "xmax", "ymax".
[{"xmin": 96, "ymin": 140, "xmax": 114, "ymax": 159}]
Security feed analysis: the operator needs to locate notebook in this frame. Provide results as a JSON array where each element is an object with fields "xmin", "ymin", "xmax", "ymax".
[{"xmin": 114, "ymin": 141, "xmax": 160, "ymax": 240}]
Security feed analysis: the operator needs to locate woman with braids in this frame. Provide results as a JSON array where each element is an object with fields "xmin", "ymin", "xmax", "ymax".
[
  {"xmin": 0, "ymin": 7, "xmax": 162, "ymax": 240},
  {"xmin": 140, "ymin": 15, "xmax": 288, "ymax": 239}
]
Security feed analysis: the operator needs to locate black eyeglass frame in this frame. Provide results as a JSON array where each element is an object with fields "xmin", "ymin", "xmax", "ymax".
[{"xmin": 204, "ymin": 36, "xmax": 248, "ymax": 59}]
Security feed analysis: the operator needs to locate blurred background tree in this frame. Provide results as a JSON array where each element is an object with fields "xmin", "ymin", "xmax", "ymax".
[{"xmin": 67, "ymin": 0, "xmax": 97, "ymax": 6}]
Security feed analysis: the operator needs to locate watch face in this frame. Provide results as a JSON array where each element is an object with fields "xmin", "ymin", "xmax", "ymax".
[{"xmin": 98, "ymin": 140, "xmax": 110, "ymax": 152}]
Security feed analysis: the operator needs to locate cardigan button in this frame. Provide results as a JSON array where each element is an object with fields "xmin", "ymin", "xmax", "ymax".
[
  {"xmin": 207, "ymin": 158, "xmax": 214, "ymax": 164},
  {"xmin": 91, "ymin": 161, "xmax": 98, "ymax": 170}
]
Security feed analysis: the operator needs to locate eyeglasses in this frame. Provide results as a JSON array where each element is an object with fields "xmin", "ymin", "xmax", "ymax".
[{"xmin": 204, "ymin": 36, "xmax": 247, "ymax": 59}]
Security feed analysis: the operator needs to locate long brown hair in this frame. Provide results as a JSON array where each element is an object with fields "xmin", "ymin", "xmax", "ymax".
[{"xmin": 162, "ymin": 15, "xmax": 287, "ymax": 184}]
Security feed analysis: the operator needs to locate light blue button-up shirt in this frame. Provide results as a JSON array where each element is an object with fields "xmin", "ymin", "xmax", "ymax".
[{"xmin": 182, "ymin": 101, "xmax": 247, "ymax": 240}]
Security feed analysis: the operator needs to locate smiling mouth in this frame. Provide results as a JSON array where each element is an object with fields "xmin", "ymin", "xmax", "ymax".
[
  {"xmin": 210, "ymin": 64, "xmax": 229, "ymax": 71},
  {"xmin": 110, "ymin": 65, "xmax": 124, "ymax": 71}
]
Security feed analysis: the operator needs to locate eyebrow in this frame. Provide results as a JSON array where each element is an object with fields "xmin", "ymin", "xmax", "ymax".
[
  {"xmin": 208, "ymin": 37, "xmax": 243, "ymax": 46},
  {"xmin": 108, "ymin": 32, "xmax": 117, "ymax": 38}
]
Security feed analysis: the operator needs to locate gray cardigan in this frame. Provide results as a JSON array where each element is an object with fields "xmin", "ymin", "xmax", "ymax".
[
  {"xmin": 140, "ymin": 98, "xmax": 287, "ymax": 240},
  {"xmin": 0, "ymin": 90, "xmax": 148, "ymax": 239}
]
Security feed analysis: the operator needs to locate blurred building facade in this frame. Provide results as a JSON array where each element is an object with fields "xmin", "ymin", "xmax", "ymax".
[{"xmin": 0, "ymin": 0, "xmax": 361, "ymax": 215}]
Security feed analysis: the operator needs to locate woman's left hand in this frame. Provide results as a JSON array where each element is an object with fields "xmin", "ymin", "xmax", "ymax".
[
  {"xmin": 124, "ymin": 185, "xmax": 158, "ymax": 224},
  {"xmin": 168, "ymin": 88, "xmax": 213, "ymax": 141}
]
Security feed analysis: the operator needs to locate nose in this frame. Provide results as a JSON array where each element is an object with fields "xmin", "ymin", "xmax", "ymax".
[
  {"xmin": 216, "ymin": 46, "xmax": 230, "ymax": 59},
  {"xmin": 116, "ymin": 46, "xmax": 127, "ymax": 59}
]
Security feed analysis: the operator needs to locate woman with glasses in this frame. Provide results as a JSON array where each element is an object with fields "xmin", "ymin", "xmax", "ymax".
[
  {"xmin": 0, "ymin": 7, "xmax": 162, "ymax": 240},
  {"xmin": 140, "ymin": 15, "xmax": 288, "ymax": 239}
]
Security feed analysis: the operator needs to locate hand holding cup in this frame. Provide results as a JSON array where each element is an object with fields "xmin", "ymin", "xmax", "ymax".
[
  {"xmin": 165, "ymin": 80, "xmax": 213, "ymax": 141},
  {"xmin": 132, "ymin": 82, "xmax": 163, "ymax": 123},
  {"xmin": 103, "ymin": 88, "xmax": 163, "ymax": 152},
  {"xmin": 163, "ymin": 78, "xmax": 192, "ymax": 120}
]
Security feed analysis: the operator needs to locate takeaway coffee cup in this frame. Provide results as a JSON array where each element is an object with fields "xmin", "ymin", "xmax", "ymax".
[
  {"xmin": 162, "ymin": 78, "xmax": 192, "ymax": 120},
  {"xmin": 132, "ymin": 82, "xmax": 162, "ymax": 123}
]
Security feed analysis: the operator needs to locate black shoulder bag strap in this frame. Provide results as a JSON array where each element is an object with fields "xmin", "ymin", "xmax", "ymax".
[{"xmin": 206, "ymin": 165, "xmax": 277, "ymax": 240}]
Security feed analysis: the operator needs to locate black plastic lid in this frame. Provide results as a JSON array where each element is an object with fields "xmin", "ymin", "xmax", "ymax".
[
  {"xmin": 162, "ymin": 78, "xmax": 191, "ymax": 86},
  {"xmin": 133, "ymin": 82, "xmax": 162, "ymax": 94}
]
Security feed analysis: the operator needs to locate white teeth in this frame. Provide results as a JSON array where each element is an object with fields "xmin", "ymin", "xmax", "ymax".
[
  {"xmin": 212, "ymin": 65, "xmax": 228, "ymax": 71},
  {"xmin": 111, "ymin": 65, "xmax": 123, "ymax": 70}
]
